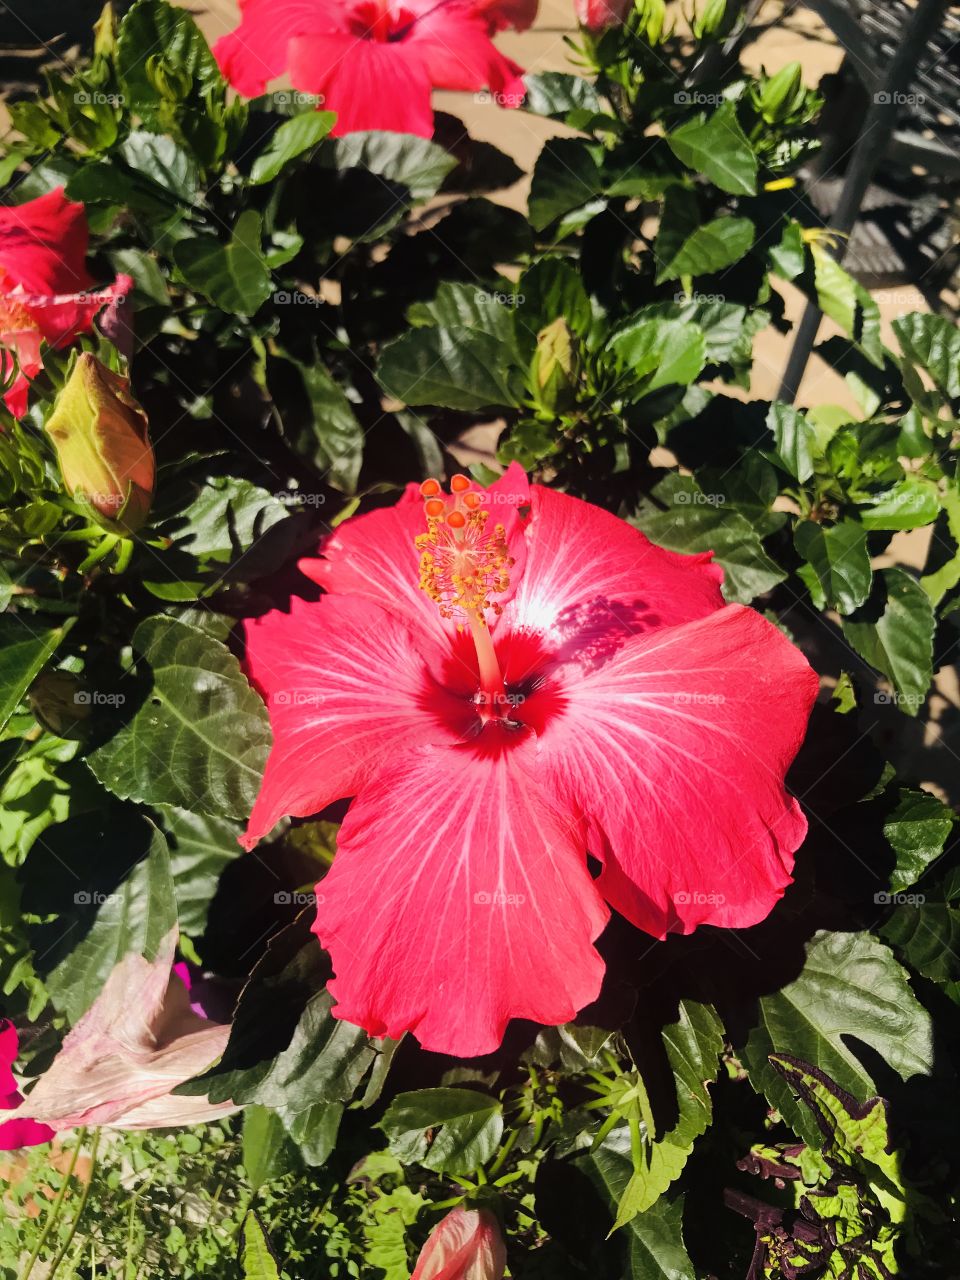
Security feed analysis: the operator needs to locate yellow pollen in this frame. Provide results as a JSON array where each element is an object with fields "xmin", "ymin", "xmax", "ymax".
[{"xmin": 414, "ymin": 477, "xmax": 513, "ymax": 626}]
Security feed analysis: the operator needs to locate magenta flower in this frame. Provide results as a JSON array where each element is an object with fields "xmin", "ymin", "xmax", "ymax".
[
  {"xmin": 0, "ymin": 1022, "xmax": 55, "ymax": 1152},
  {"xmin": 243, "ymin": 466, "xmax": 817, "ymax": 1057}
]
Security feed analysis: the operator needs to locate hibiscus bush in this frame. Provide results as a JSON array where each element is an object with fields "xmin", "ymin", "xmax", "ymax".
[{"xmin": 1, "ymin": 0, "xmax": 960, "ymax": 1277}]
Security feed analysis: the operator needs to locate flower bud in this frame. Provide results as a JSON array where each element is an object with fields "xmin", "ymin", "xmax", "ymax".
[
  {"xmin": 411, "ymin": 1208, "xmax": 506, "ymax": 1280},
  {"xmin": 530, "ymin": 317, "xmax": 579, "ymax": 415},
  {"xmin": 575, "ymin": 0, "xmax": 632, "ymax": 32},
  {"xmin": 757, "ymin": 62, "xmax": 805, "ymax": 124},
  {"xmin": 44, "ymin": 353, "xmax": 154, "ymax": 535}
]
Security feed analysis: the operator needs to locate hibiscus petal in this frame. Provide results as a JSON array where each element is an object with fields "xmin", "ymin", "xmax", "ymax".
[
  {"xmin": 2, "ymin": 929, "xmax": 234, "ymax": 1134},
  {"xmin": 404, "ymin": 10, "xmax": 526, "ymax": 103},
  {"xmin": 314, "ymin": 736, "xmax": 608, "ymax": 1056},
  {"xmin": 0, "ymin": 1117, "xmax": 55, "ymax": 1151},
  {"xmin": 299, "ymin": 463, "xmax": 529, "ymax": 641},
  {"xmin": 538, "ymin": 605, "xmax": 818, "ymax": 935},
  {"xmin": 501, "ymin": 484, "xmax": 725, "ymax": 645},
  {"xmin": 288, "ymin": 35, "xmax": 436, "ymax": 136},
  {"xmin": 411, "ymin": 1207, "xmax": 507, "ymax": 1280},
  {"xmin": 244, "ymin": 594, "xmax": 461, "ymax": 847},
  {"xmin": 213, "ymin": 0, "xmax": 341, "ymax": 98},
  {"xmin": 0, "ymin": 189, "xmax": 93, "ymax": 296}
]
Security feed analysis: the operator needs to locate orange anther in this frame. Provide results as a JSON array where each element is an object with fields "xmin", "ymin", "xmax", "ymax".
[
  {"xmin": 424, "ymin": 498, "xmax": 445, "ymax": 518},
  {"xmin": 420, "ymin": 478, "xmax": 441, "ymax": 497},
  {"xmin": 447, "ymin": 510, "xmax": 467, "ymax": 529},
  {"xmin": 450, "ymin": 474, "xmax": 471, "ymax": 493}
]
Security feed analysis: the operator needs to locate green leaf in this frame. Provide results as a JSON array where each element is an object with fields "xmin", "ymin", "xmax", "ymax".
[
  {"xmin": 767, "ymin": 402, "xmax": 816, "ymax": 482},
  {"xmin": 328, "ymin": 132, "xmax": 457, "ymax": 200},
  {"xmin": 277, "ymin": 1101, "xmax": 344, "ymax": 1167},
  {"xmin": 514, "ymin": 259, "xmax": 592, "ymax": 357},
  {"xmin": 274, "ymin": 357, "xmax": 365, "ymax": 494},
  {"xmin": 0, "ymin": 616, "xmax": 74, "ymax": 735},
  {"xmin": 884, "ymin": 789, "xmax": 956, "ymax": 893},
  {"xmin": 173, "ymin": 210, "xmax": 273, "ymax": 316},
  {"xmin": 117, "ymin": 0, "xmax": 224, "ymax": 112},
  {"xmin": 238, "ymin": 1211, "xmax": 281, "ymax": 1280},
  {"xmin": 381, "ymin": 1088, "xmax": 503, "ymax": 1175},
  {"xmin": 811, "ymin": 245, "xmax": 883, "ymax": 367},
  {"xmin": 581, "ymin": 1124, "xmax": 696, "ymax": 1280},
  {"xmin": 769, "ymin": 220, "xmax": 806, "ymax": 280},
  {"xmin": 528, "ymin": 139, "xmax": 603, "ymax": 231},
  {"xmin": 243, "ymin": 1106, "xmax": 300, "ymax": 1193},
  {"xmin": 523, "ymin": 72, "xmax": 603, "ymax": 120},
  {"xmin": 892, "ymin": 312, "xmax": 960, "ymax": 400},
  {"xmin": 632, "ymin": 474, "xmax": 785, "ymax": 602},
  {"xmin": 249, "ymin": 111, "xmax": 337, "ymax": 184},
  {"xmin": 741, "ymin": 930, "xmax": 933, "ymax": 1146},
  {"xmin": 881, "ymin": 897, "xmax": 960, "ymax": 991},
  {"xmin": 858, "ymin": 478, "xmax": 940, "ymax": 531},
  {"xmin": 608, "ymin": 319, "xmax": 706, "ymax": 392},
  {"xmin": 378, "ymin": 327, "xmax": 522, "ymax": 410},
  {"xmin": 408, "ymin": 282, "xmax": 516, "ymax": 344},
  {"xmin": 119, "ymin": 131, "xmax": 199, "ymax": 203},
  {"xmin": 157, "ymin": 805, "xmax": 243, "ymax": 936},
  {"xmin": 87, "ymin": 617, "xmax": 271, "ymax": 820},
  {"xmin": 794, "ymin": 519, "xmax": 871, "ymax": 615},
  {"xmin": 665, "ymin": 102, "xmax": 758, "ymax": 195},
  {"xmin": 613, "ymin": 1001, "xmax": 723, "ymax": 1229},
  {"xmin": 655, "ymin": 215, "xmax": 754, "ymax": 284},
  {"xmin": 45, "ymin": 819, "xmax": 177, "ymax": 1022},
  {"xmin": 843, "ymin": 568, "xmax": 935, "ymax": 714},
  {"xmin": 180, "ymin": 919, "xmax": 388, "ymax": 1109}
]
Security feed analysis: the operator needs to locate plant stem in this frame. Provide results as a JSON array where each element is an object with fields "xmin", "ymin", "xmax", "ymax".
[
  {"xmin": 20, "ymin": 1126, "xmax": 88, "ymax": 1280},
  {"xmin": 47, "ymin": 1128, "xmax": 102, "ymax": 1280}
]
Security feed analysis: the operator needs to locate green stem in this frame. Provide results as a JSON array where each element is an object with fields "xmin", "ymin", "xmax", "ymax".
[
  {"xmin": 487, "ymin": 1127, "xmax": 519, "ymax": 1180},
  {"xmin": 78, "ymin": 534, "xmax": 119, "ymax": 574},
  {"xmin": 47, "ymin": 1128, "xmax": 102, "ymax": 1280},
  {"xmin": 20, "ymin": 1126, "xmax": 88, "ymax": 1280}
]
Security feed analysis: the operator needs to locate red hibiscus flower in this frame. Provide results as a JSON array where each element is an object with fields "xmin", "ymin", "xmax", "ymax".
[
  {"xmin": 411, "ymin": 1206, "xmax": 506, "ymax": 1280},
  {"xmin": 574, "ymin": 0, "xmax": 631, "ymax": 30},
  {"xmin": 0, "ymin": 188, "xmax": 132, "ymax": 419},
  {"xmin": 0, "ymin": 1021, "xmax": 55, "ymax": 1151},
  {"xmin": 213, "ymin": 0, "xmax": 533, "ymax": 137},
  {"xmin": 243, "ymin": 466, "xmax": 818, "ymax": 1057}
]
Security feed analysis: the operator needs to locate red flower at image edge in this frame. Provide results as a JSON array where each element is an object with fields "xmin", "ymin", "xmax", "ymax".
[
  {"xmin": 243, "ymin": 466, "xmax": 818, "ymax": 1057},
  {"xmin": 213, "ymin": 0, "xmax": 534, "ymax": 137},
  {"xmin": 0, "ymin": 188, "xmax": 132, "ymax": 419},
  {"xmin": 0, "ymin": 1021, "xmax": 55, "ymax": 1151}
]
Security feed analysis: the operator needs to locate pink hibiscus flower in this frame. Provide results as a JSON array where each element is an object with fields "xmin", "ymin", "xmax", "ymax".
[
  {"xmin": 213, "ymin": 0, "xmax": 533, "ymax": 137},
  {"xmin": 411, "ymin": 1206, "xmax": 506, "ymax": 1279},
  {"xmin": 574, "ymin": 0, "xmax": 631, "ymax": 30},
  {"xmin": 0, "ymin": 188, "xmax": 132, "ymax": 419},
  {"xmin": 0, "ymin": 1021, "xmax": 55, "ymax": 1151},
  {"xmin": 243, "ymin": 466, "xmax": 818, "ymax": 1057}
]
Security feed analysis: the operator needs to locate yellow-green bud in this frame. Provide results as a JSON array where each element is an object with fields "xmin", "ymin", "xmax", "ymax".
[
  {"xmin": 758, "ymin": 62, "xmax": 805, "ymax": 124},
  {"xmin": 93, "ymin": 3, "xmax": 117, "ymax": 59},
  {"xmin": 45, "ymin": 353, "xmax": 155, "ymax": 536}
]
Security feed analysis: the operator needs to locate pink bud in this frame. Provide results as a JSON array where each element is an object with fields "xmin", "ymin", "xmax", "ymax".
[
  {"xmin": 411, "ymin": 1208, "xmax": 507, "ymax": 1280},
  {"xmin": 574, "ymin": 0, "xmax": 632, "ymax": 30}
]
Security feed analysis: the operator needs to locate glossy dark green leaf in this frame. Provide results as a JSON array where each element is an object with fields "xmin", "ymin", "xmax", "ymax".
[
  {"xmin": 277, "ymin": 1101, "xmax": 344, "ymax": 1167},
  {"xmin": 523, "ymin": 72, "xmax": 603, "ymax": 120},
  {"xmin": 665, "ymin": 102, "xmax": 758, "ymax": 195},
  {"xmin": 632, "ymin": 474, "xmax": 785, "ymax": 602},
  {"xmin": 249, "ymin": 111, "xmax": 337, "ymax": 184},
  {"xmin": 892, "ymin": 312, "xmax": 960, "ymax": 399},
  {"xmin": 328, "ymin": 132, "xmax": 456, "ymax": 200},
  {"xmin": 180, "ymin": 919, "xmax": 388, "ymax": 1109},
  {"xmin": 381, "ymin": 1088, "xmax": 503, "ymax": 1175},
  {"xmin": 794, "ymin": 519, "xmax": 871, "ymax": 615},
  {"xmin": 87, "ymin": 617, "xmax": 271, "ymax": 819},
  {"xmin": 45, "ymin": 819, "xmax": 176, "ymax": 1022},
  {"xmin": 173, "ymin": 210, "xmax": 273, "ymax": 316},
  {"xmin": 117, "ymin": 0, "xmax": 224, "ymax": 112},
  {"xmin": 157, "ymin": 804, "xmax": 243, "ymax": 936},
  {"xmin": 881, "ymin": 790, "xmax": 955, "ymax": 900},
  {"xmin": 609, "ymin": 318, "xmax": 706, "ymax": 392},
  {"xmin": 378, "ymin": 327, "xmax": 522, "ymax": 410},
  {"xmin": 858, "ymin": 479, "xmax": 940, "ymax": 531},
  {"xmin": 767, "ymin": 402, "xmax": 815, "ymax": 482},
  {"xmin": 119, "ymin": 131, "xmax": 199, "ymax": 202},
  {"xmin": 528, "ymin": 139, "xmax": 603, "ymax": 231},
  {"xmin": 843, "ymin": 568, "xmax": 935, "ymax": 714},
  {"xmin": 741, "ymin": 930, "xmax": 933, "ymax": 1145},
  {"xmin": 655, "ymin": 216, "xmax": 755, "ymax": 284},
  {"xmin": 0, "ymin": 616, "xmax": 74, "ymax": 735}
]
